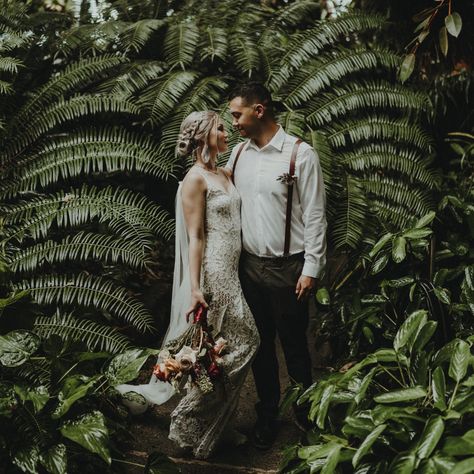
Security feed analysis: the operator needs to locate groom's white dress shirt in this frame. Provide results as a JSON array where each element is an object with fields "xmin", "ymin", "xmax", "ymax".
[{"xmin": 226, "ymin": 126, "xmax": 327, "ymax": 279}]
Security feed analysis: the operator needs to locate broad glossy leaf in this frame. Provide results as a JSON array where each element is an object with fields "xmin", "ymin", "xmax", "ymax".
[
  {"xmin": 106, "ymin": 349, "xmax": 150, "ymax": 385},
  {"xmin": 445, "ymin": 12, "xmax": 462, "ymax": 37},
  {"xmin": 321, "ymin": 444, "xmax": 342, "ymax": 474},
  {"xmin": 434, "ymin": 287, "xmax": 451, "ymax": 305},
  {"xmin": 402, "ymin": 228, "xmax": 432, "ymax": 239},
  {"xmin": 0, "ymin": 331, "xmax": 40, "ymax": 367},
  {"xmin": 448, "ymin": 340, "xmax": 470, "ymax": 382},
  {"xmin": 417, "ymin": 416, "xmax": 444, "ymax": 459},
  {"xmin": 374, "ymin": 348, "xmax": 399, "ymax": 363},
  {"xmin": 352, "ymin": 424, "xmax": 386, "ymax": 467},
  {"xmin": 418, "ymin": 459, "xmax": 437, "ymax": 474},
  {"xmin": 60, "ymin": 411, "xmax": 111, "ymax": 464},
  {"xmin": 413, "ymin": 321, "xmax": 437, "ymax": 352},
  {"xmin": 412, "ymin": 350, "xmax": 429, "ymax": 387},
  {"xmin": 451, "ymin": 458, "xmax": 474, "ymax": 474},
  {"xmin": 40, "ymin": 444, "xmax": 67, "ymax": 474},
  {"xmin": 317, "ymin": 384, "xmax": 335, "ymax": 429},
  {"xmin": 374, "ymin": 386, "xmax": 426, "ymax": 404},
  {"xmin": 392, "ymin": 236, "xmax": 407, "ymax": 263},
  {"xmin": 439, "ymin": 26, "xmax": 448, "ymax": 57},
  {"xmin": 299, "ymin": 443, "xmax": 339, "ymax": 461},
  {"xmin": 355, "ymin": 367, "xmax": 377, "ymax": 405},
  {"xmin": 12, "ymin": 445, "xmax": 40, "ymax": 474},
  {"xmin": 432, "ymin": 366, "xmax": 447, "ymax": 410},
  {"xmin": 393, "ymin": 310, "xmax": 427, "ymax": 353},
  {"xmin": 53, "ymin": 375, "xmax": 100, "ymax": 419},
  {"xmin": 399, "ymin": 54, "xmax": 415, "ymax": 83},
  {"xmin": 389, "ymin": 452, "xmax": 416, "ymax": 473},
  {"xmin": 433, "ymin": 339, "xmax": 460, "ymax": 366},
  {"xmin": 431, "ymin": 455, "xmax": 456, "ymax": 471},
  {"xmin": 0, "ymin": 290, "xmax": 29, "ymax": 309},
  {"xmin": 369, "ymin": 233, "xmax": 393, "ymax": 258},
  {"xmin": 415, "ymin": 211, "xmax": 436, "ymax": 229},
  {"xmin": 14, "ymin": 385, "xmax": 49, "ymax": 413},
  {"xmin": 371, "ymin": 253, "xmax": 389, "ymax": 275},
  {"xmin": 385, "ymin": 277, "xmax": 415, "ymax": 288},
  {"xmin": 316, "ymin": 287, "xmax": 330, "ymax": 305},
  {"xmin": 443, "ymin": 430, "xmax": 474, "ymax": 456}
]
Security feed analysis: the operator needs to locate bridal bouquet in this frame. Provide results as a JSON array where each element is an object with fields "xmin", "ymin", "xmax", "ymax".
[{"xmin": 153, "ymin": 305, "xmax": 226, "ymax": 394}]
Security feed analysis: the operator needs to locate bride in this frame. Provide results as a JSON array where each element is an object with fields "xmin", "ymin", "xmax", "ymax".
[{"xmin": 117, "ymin": 111, "xmax": 259, "ymax": 459}]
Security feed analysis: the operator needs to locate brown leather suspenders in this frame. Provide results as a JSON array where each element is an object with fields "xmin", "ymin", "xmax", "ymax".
[
  {"xmin": 284, "ymin": 139, "xmax": 302, "ymax": 255},
  {"xmin": 231, "ymin": 138, "xmax": 303, "ymax": 256}
]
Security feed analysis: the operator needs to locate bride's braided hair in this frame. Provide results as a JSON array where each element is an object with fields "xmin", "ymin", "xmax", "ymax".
[{"xmin": 176, "ymin": 111, "xmax": 219, "ymax": 158}]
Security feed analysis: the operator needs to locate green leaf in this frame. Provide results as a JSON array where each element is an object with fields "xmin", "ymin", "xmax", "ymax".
[
  {"xmin": 448, "ymin": 340, "xmax": 470, "ymax": 383},
  {"xmin": 432, "ymin": 366, "xmax": 447, "ymax": 411},
  {"xmin": 53, "ymin": 375, "xmax": 101, "ymax": 419},
  {"xmin": 0, "ymin": 331, "xmax": 40, "ymax": 367},
  {"xmin": 374, "ymin": 348, "xmax": 399, "ymax": 363},
  {"xmin": 60, "ymin": 411, "xmax": 111, "ymax": 464},
  {"xmin": 353, "ymin": 424, "xmax": 386, "ymax": 467},
  {"xmin": 40, "ymin": 444, "xmax": 67, "ymax": 474},
  {"xmin": 316, "ymin": 288, "xmax": 330, "ymax": 305},
  {"xmin": 451, "ymin": 458, "xmax": 474, "ymax": 474},
  {"xmin": 0, "ymin": 290, "xmax": 29, "ymax": 309},
  {"xmin": 12, "ymin": 445, "xmax": 40, "ymax": 474},
  {"xmin": 445, "ymin": 13, "xmax": 462, "ymax": 38},
  {"xmin": 321, "ymin": 444, "xmax": 342, "ymax": 474},
  {"xmin": 385, "ymin": 277, "xmax": 415, "ymax": 288},
  {"xmin": 144, "ymin": 452, "xmax": 180, "ymax": 474},
  {"xmin": 392, "ymin": 236, "xmax": 407, "ymax": 263},
  {"xmin": 414, "ymin": 211, "xmax": 436, "ymax": 228},
  {"xmin": 439, "ymin": 26, "xmax": 449, "ymax": 57},
  {"xmin": 434, "ymin": 287, "xmax": 451, "ymax": 305},
  {"xmin": 106, "ymin": 349, "xmax": 151, "ymax": 385},
  {"xmin": 443, "ymin": 430, "xmax": 474, "ymax": 456},
  {"xmin": 413, "ymin": 321, "xmax": 438, "ymax": 352},
  {"xmin": 0, "ymin": 384, "xmax": 17, "ymax": 417},
  {"xmin": 417, "ymin": 416, "xmax": 444, "ymax": 459},
  {"xmin": 369, "ymin": 232, "xmax": 393, "ymax": 258},
  {"xmin": 399, "ymin": 54, "xmax": 415, "ymax": 83},
  {"xmin": 355, "ymin": 367, "xmax": 377, "ymax": 405},
  {"xmin": 374, "ymin": 386, "xmax": 426, "ymax": 404},
  {"xmin": 14, "ymin": 385, "xmax": 49, "ymax": 413},
  {"xmin": 389, "ymin": 452, "xmax": 416, "ymax": 473},
  {"xmin": 317, "ymin": 384, "xmax": 335, "ymax": 429},
  {"xmin": 371, "ymin": 253, "xmax": 389, "ymax": 275},
  {"xmin": 393, "ymin": 310, "xmax": 427, "ymax": 353},
  {"xmin": 402, "ymin": 228, "xmax": 432, "ymax": 239}
]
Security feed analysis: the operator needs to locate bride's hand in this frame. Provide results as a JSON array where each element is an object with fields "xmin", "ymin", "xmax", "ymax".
[{"xmin": 185, "ymin": 290, "xmax": 209, "ymax": 322}]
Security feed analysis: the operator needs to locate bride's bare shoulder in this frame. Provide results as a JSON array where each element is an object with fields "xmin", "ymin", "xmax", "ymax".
[{"xmin": 182, "ymin": 167, "xmax": 207, "ymax": 195}]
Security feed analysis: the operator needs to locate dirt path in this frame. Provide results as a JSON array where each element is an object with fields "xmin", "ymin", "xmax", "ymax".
[{"xmin": 122, "ymin": 311, "xmax": 326, "ymax": 473}]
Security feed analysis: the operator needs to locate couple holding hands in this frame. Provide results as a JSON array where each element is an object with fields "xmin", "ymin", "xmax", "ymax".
[{"xmin": 118, "ymin": 82, "xmax": 327, "ymax": 459}]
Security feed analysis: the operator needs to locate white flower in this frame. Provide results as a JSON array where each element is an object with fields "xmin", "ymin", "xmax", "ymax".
[
  {"xmin": 175, "ymin": 346, "xmax": 198, "ymax": 372},
  {"xmin": 158, "ymin": 349, "xmax": 171, "ymax": 361}
]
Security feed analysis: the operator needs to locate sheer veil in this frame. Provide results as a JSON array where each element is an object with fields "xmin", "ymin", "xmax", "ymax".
[{"xmin": 115, "ymin": 183, "xmax": 191, "ymax": 412}]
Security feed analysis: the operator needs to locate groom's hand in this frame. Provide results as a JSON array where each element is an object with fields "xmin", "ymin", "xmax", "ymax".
[{"xmin": 296, "ymin": 275, "xmax": 315, "ymax": 301}]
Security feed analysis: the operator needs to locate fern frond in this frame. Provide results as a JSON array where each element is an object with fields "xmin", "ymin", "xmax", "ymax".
[
  {"xmin": 119, "ymin": 19, "xmax": 165, "ymax": 53},
  {"xmin": 199, "ymin": 26, "xmax": 228, "ymax": 63},
  {"xmin": 326, "ymin": 116, "xmax": 432, "ymax": 151},
  {"xmin": 306, "ymin": 81, "xmax": 429, "ymax": 126},
  {"xmin": 138, "ymin": 70, "xmax": 199, "ymax": 126},
  {"xmin": 9, "ymin": 55, "xmax": 128, "ymax": 132},
  {"xmin": 0, "ymin": 79, "xmax": 13, "ymax": 94},
  {"xmin": 230, "ymin": 34, "xmax": 261, "ymax": 78},
  {"xmin": 309, "ymin": 130, "xmax": 333, "ymax": 188},
  {"xmin": 280, "ymin": 48, "xmax": 400, "ymax": 107},
  {"xmin": 333, "ymin": 176, "xmax": 367, "ymax": 249},
  {"xmin": 273, "ymin": 0, "xmax": 321, "ymax": 28},
  {"xmin": 13, "ymin": 274, "xmax": 155, "ymax": 334},
  {"xmin": 2, "ymin": 185, "xmax": 175, "ymax": 243},
  {"xmin": 0, "ymin": 56, "xmax": 23, "ymax": 73},
  {"xmin": 2, "ymin": 127, "xmax": 175, "ymax": 196},
  {"xmin": 7, "ymin": 231, "xmax": 149, "ymax": 273},
  {"xmin": 276, "ymin": 110, "xmax": 307, "ymax": 139},
  {"xmin": 6, "ymin": 95, "xmax": 140, "ymax": 156},
  {"xmin": 34, "ymin": 313, "xmax": 133, "ymax": 354},
  {"xmin": 269, "ymin": 12, "xmax": 387, "ymax": 90},
  {"xmin": 164, "ymin": 22, "xmax": 200, "ymax": 68}
]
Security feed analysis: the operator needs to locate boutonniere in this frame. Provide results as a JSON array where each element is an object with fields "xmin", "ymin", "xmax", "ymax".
[{"xmin": 277, "ymin": 173, "xmax": 298, "ymax": 185}]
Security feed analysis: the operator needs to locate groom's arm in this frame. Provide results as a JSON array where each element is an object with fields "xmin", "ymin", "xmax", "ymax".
[{"xmin": 297, "ymin": 147, "xmax": 327, "ymax": 280}]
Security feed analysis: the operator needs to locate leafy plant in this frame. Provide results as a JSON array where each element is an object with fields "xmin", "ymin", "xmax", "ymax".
[{"xmin": 282, "ymin": 311, "xmax": 474, "ymax": 473}]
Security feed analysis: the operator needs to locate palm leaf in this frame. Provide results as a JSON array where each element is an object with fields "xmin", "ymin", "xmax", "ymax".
[{"xmin": 164, "ymin": 22, "xmax": 200, "ymax": 68}]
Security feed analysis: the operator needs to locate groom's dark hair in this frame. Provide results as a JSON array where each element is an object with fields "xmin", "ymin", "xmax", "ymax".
[{"xmin": 229, "ymin": 82, "xmax": 275, "ymax": 116}]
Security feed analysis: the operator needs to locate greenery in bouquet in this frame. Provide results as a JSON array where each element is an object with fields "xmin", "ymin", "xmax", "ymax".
[{"xmin": 152, "ymin": 305, "xmax": 227, "ymax": 394}]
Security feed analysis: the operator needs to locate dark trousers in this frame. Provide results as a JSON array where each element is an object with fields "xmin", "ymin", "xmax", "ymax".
[{"xmin": 239, "ymin": 251, "xmax": 313, "ymax": 420}]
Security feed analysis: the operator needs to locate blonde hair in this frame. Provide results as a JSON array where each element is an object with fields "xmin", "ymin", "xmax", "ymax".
[{"xmin": 176, "ymin": 111, "xmax": 219, "ymax": 160}]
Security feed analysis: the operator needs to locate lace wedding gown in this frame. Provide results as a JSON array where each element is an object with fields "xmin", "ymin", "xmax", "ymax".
[{"xmin": 167, "ymin": 169, "xmax": 260, "ymax": 458}]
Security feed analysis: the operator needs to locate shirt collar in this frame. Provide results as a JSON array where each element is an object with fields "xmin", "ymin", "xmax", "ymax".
[{"xmin": 247, "ymin": 125, "xmax": 286, "ymax": 152}]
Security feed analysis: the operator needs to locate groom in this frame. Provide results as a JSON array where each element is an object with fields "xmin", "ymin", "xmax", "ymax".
[{"xmin": 226, "ymin": 83, "xmax": 327, "ymax": 449}]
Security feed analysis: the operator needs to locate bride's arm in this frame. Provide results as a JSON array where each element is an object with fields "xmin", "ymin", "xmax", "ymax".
[{"xmin": 181, "ymin": 172, "xmax": 209, "ymax": 318}]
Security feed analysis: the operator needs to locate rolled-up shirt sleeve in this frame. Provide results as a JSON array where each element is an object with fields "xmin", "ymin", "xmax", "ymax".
[{"xmin": 297, "ymin": 147, "xmax": 327, "ymax": 278}]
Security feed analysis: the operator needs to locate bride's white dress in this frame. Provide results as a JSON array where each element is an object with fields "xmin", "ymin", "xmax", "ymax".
[{"xmin": 168, "ymin": 169, "xmax": 259, "ymax": 458}]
